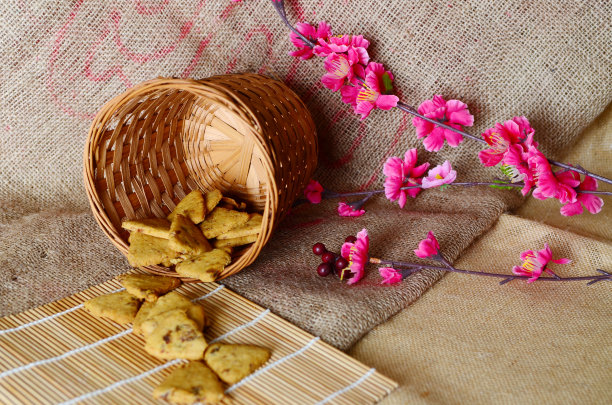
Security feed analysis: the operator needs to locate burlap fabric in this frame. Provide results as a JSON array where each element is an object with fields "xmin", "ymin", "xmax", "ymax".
[
  {"xmin": 517, "ymin": 105, "xmax": 612, "ymax": 242},
  {"xmin": 351, "ymin": 214, "xmax": 612, "ymax": 404},
  {"xmin": 351, "ymin": 107, "xmax": 612, "ymax": 404},
  {"xmin": 0, "ymin": 0, "xmax": 610, "ymax": 350}
]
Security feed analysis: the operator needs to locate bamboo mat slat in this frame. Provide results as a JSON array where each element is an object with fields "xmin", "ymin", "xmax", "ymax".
[{"xmin": 0, "ymin": 279, "xmax": 397, "ymax": 405}]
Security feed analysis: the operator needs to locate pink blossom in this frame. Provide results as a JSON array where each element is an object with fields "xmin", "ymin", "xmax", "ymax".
[
  {"xmin": 340, "ymin": 62, "xmax": 399, "ymax": 120},
  {"xmin": 412, "ymin": 95, "xmax": 474, "ymax": 152},
  {"xmin": 499, "ymin": 133, "xmax": 539, "ymax": 195},
  {"xmin": 314, "ymin": 35, "xmax": 370, "ymax": 65},
  {"xmin": 321, "ymin": 52, "xmax": 363, "ymax": 91},
  {"xmin": 526, "ymin": 147, "xmax": 556, "ymax": 200},
  {"xmin": 314, "ymin": 35, "xmax": 350, "ymax": 55},
  {"xmin": 338, "ymin": 202, "xmax": 366, "ymax": 217},
  {"xmin": 414, "ymin": 231, "xmax": 440, "ymax": 258},
  {"xmin": 531, "ymin": 159, "xmax": 579, "ymax": 204},
  {"xmin": 304, "ymin": 180, "xmax": 324, "ymax": 203},
  {"xmin": 552, "ymin": 170, "xmax": 581, "ymax": 204},
  {"xmin": 478, "ymin": 116, "xmax": 536, "ymax": 167},
  {"xmin": 512, "ymin": 243, "xmax": 571, "ymax": 283},
  {"xmin": 289, "ymin": 22, "xmax": 332, "ymax": 60},
  {"xmin": 379, "ymin": 267, "xmax": 402, "ymax": 284},
  {"xmin": 421, "ymin": 161, "xmax": 456, "ymax": 189},
  {"xmin": 383, "ymin": 148, "xmax": 429, "ymax": 208},
  {"xmin": 340, "ymin": 228, "xmax": 369, "ymax": 284},
  {"xmin": 560, "ymin": 175, "xmax": 603, "ymax": 216}
]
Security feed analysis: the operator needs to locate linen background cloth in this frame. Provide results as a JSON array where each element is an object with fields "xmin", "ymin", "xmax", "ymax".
[
  {"xmin": 0, "ymin": 0, "xmax": 610, "ymax": 350},
  {"xmin": 351, "ymin": 108, "xmax": 612, "ymax": 404}
]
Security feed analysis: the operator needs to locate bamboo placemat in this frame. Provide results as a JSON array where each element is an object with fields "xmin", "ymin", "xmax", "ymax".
[{"xmin": 0, "ymin": 277, "xmax": 397, "ymax": 404}]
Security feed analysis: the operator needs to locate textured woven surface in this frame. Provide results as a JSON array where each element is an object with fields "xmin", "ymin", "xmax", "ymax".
[
  {"xmin": 350, "ymin": 214, "xmax": 612, "ymax": 404},
  {"xmin": 350, "ymin": 105, "xmax": 612, "ymax": 404},
  {"xmin": 0, "ymin": 0, "xmax": 610, "ymax": 350},
  {"xmin": 0, "ymin": 277, "xmax": 397, "ymax": 404}
]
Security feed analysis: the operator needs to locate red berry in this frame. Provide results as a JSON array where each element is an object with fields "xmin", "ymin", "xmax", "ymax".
[
  {"xmin": 345, "ymin": 235, "xmax": 357, "ymax": 244},
  {"xmin": 322, "ymin": 252, "xmax": 336, "ymax": 263},
  {"xmin": 317, "ymin": 263, "xmax": 332, "ymax": 277},
  {"xmin": 312, "ymin": 243, "xmax": 326, "ymax": 255},
  {"xmin": 335, "ymin": 257, "xmax": 348, "ymax": 270}
]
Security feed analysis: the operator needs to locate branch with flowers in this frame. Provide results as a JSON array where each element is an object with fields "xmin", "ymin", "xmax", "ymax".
[
  {"xmin": 311, "ymin": 229, "xmax": 611, "ymax": 286},
  {"xmin": 272, "ymin": 0, "xmax": 610, "ymax": 218}
]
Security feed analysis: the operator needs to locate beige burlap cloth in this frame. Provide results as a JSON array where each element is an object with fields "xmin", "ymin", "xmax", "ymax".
[
  {"xmin": 0, "ymin": 0, "xmax": 610, "ymax": 350},
  {"xmin": 350, "ymin": 105, "xmax": 612, "ymax": 404}
]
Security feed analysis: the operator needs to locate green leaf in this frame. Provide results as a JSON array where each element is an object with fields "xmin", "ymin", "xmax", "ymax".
[
  {"xmin": 489, "ymin": 180, "xmax": 515, "ymax": 190},
  {"xmin": 382, "ymin": 72, "xmax": 394, "ymax": 94}
]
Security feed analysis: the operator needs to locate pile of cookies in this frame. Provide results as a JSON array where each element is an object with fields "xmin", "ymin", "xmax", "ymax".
[
  {"xmin": 84, "ymin": 273, "xmax": 271, "ymax": 404},
  {"xmin": 123, "ymin": 189, "xmax": 262, "ymax": 282}
]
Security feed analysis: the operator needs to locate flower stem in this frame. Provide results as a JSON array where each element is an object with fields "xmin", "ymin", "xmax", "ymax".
[
  {"xmin": 396, "ymin": 101, "xmax": 486, "ymax": 144},
  {"xmin": 271, "ymin": 0, "xmax": 315, "ymax": 47},
  {"xmin": 547, "ymin": 160, "xmax": 612, "ymax": 186},
  {"xmin": 271, "ymin": 0, "xmax": 612, "ymax": 187},
  {"xmin": 322, "ymin": 182, "xmax": 612, "ymax": 199},
  {"xmin": 370, "ymin": 257, "xmax": 611, "ymax": 284}
]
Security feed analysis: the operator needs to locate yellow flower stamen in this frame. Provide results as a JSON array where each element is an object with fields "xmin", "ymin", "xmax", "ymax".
[
  {"xmin": 330, "ymin": 58, "xmax": 349, "ymax": 79},
  {"xmin": 356, "ymin": 85, "xmax": 378, "ymax": 103},
  {"xmin": 435, "ymin": 174, "xmax": 444, "ymax": 180},
  {"xmin": 342, "ymin": 245, "xmax": 357, "ymax": 281},
  {"xmin": 489, "ymin": 132, "xmax": 509, "ymax": 152},
  {"xmin": 520, "ymin": 252, "xmax": 541, "ymax": 275}
]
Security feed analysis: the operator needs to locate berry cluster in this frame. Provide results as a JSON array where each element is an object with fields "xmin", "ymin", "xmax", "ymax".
[{"xmin": 312, "ymin": 236, "xmax": 356, "ymax": 278}]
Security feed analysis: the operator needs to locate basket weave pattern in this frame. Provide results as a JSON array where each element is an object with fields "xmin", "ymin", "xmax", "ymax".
[{"xmin": 84, "ymin": 74, "xmax": 317, "ymax": 280}]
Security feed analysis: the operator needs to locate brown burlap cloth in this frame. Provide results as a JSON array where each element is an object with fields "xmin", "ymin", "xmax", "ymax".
[
  {"xmin": 351, "ymin": 108, "xmax": 612, "ymax": 404},
  {"xmin": 0, "ymin": 1, "xmax": 610, "ymax": 350},
  {"xmin": 351, "ymin": 214, "xmax": 612, "ymax": 404}
]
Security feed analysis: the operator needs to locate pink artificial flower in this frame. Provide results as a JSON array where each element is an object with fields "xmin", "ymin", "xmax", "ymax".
[
  {"xmin": 314, "ymin": 35, "xmax": 370, "ymax": 65},
  {"xmin": 412, "ymin": 95, "xmax": 474, "ymax": 152},
  {"xmin": 414, "ymin": 231, "xmax": 440, "ymax": 258},
  {"xmin": 340, "ymin": 228, "xmax": 369, "ymax": 284},
  {"xmin": 338, "ymin": 202, "xmax": 366, "ymax": 217},
  {"xmin": 560, "ymin": 175, "xmax": 603, "ymax": 216},
  {"xmin": 289, "ymin": 22, "xmax": 332, "ymax": 60},
  {"xmin": 304, "ymin": 180, "xmax": 324, "ymax": 203},
  {"xmin": 421, "ymin": 161, "xmax": 457, "ymax": 189},
  {"xmin": 526, "ymin": 146, "xmax": 556, "ymax": 200},
  {"xmin": 314, "ymin": 35, "xmax": 350, "ymax": 55},
  {"xmin": 530, "ymin": 157, "xmax": 579, "ymax": 204},
  {"xmin": 551, "ymin": 170, "xmax": 581, "ymax": 204},
  {"xmin": 379, "ymin": 267, "xmax": 402, "ymax": 284},
  {"xmin": 383, "ymin": 148, "xmax": 429, "ymax": 208},
  {"xmin": 321, "ymin": 52, "xmax": 363, "ymax": 91},
  {"xmin": 340, "ymin": 62, "xmax": 399, "ymax": 120},
  {"xmin": 512, "ymin": 243, "xmax": 571, "ymax": 283},
  {"xmin": 478, "ymin": 116, "xmax": 535, "ymax": 167},
  {"xmin": 499, "ymin": 133, "xmax": 540, "ymax": 195}
]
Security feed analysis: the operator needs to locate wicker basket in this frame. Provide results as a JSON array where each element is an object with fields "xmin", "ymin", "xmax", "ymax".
[{"xmin": 84, "ymin": 74, "xmax": 317, "ymax": 280}]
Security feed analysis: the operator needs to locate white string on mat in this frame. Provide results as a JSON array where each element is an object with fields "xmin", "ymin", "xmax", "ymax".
[
  {"xmin": 0, "ymin": 288, "xmax": 124, "ymax": 336},
  {"xmin": 0, "ymin": 329, "xmax": 133, "ymax": 379},
  {"xmin": 225, "ymin": 336, "xmax": 320, "ymax": 394},
  {"xmin": 193, "ymin": 284, "xmax": 225, "ymax": 301},
  {"xmin": 58, "ymin": 359, "xmax": 183, "ymax": 405},
  {"xmin": 209, "ymin": 309, "xmax": 270, "ymax": 344},
  {"xmin": 0, "ymin": 286, "xmax": 224, "ymax": 379},
  {"xmin": 313, "ymin": 368, "xmax": 376, "ymax": 405}
]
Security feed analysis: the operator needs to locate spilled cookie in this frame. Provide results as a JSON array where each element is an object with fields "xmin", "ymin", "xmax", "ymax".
[
  {"xmin": 122, "ymin": 188, "xmax": 261, "ymax": 282},
  {"xmin": 84, "ymin": 273, "xmax": 273, "ymax": 405}
]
